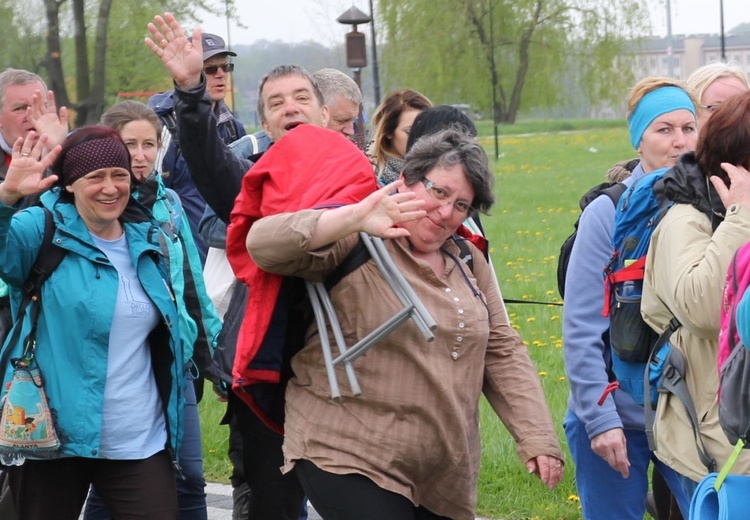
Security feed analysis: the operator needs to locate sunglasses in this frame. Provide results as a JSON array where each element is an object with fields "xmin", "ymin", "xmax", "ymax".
[{"xmin": 203, "ymin": 63, "xmax": 234, "ymax": 75}]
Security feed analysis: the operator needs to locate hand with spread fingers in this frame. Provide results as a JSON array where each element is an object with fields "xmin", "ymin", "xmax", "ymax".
[
  {"xmin": 0, "ymin": 131, "xmax": 60, "ymax": 206},
  {"xmin": 27, "ymin": 89, "xmax": 68, "ymax": 150},
  {"xmin": 145, "ymin": 12, "xmax": 204, "ymax": 90},
  {"xmin": 526, "ymin": 455, "xmax": 565, "ymax": 489}
]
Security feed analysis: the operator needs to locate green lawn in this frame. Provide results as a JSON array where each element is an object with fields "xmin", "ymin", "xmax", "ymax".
[{"xmin": 199, "ymin": 123, "xmax": 638, "ymax": 519}]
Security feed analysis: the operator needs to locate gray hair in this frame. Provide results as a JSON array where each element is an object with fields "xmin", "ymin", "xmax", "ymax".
[
  {"xmin": 0, "ymin": 68, "xmax": 47, "ymax": 109},
  {"xmin": 313, "ymin": 68, "xmax": 362, "ymax": 106},
  {"xmin": 402, "ymin": 128, "xmax": 495, "ymax": 214},
  {"xmin": 256, "ymin": 65, "xmax": 324, "ymax": 123}
]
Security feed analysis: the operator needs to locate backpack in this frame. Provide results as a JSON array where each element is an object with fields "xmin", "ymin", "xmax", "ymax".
[
  {"xmin": 602, "ymin": 169, "xmax": 715, "ymax": 470},
  {"xmin": 717, "ymin": 243, "xmax": 750, "ymax": 446},
  {"xmin": 558, "ymin": 177, "xmax": 635, "ymax": 298}
]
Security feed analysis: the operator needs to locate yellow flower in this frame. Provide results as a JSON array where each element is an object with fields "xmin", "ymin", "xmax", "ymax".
[
  {"xmin": 527, "ymin": 317, "xmax": 536, "ymax": 322},
  {"xmin": 568, "ymin": 494, "xmax": 580, "ymax": 502},
  {"xmin": 539, "ymin": 371, "xmax": 548, "ymax": 377}
]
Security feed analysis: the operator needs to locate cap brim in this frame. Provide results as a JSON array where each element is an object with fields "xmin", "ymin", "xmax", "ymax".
[{"xmin": 203, "ymin": 49, "xmax": 237, "ymax": 60}]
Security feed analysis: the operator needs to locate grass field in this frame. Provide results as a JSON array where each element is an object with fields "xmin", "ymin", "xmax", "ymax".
[{"xmin": 199, "ymin": 122, "xmax": 638, "ymax": 519}]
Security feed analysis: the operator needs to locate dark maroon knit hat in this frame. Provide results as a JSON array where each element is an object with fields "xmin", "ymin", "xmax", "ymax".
[{"xmin": 61, "ymin": 137, "xmax": 131, "ymax": 186}]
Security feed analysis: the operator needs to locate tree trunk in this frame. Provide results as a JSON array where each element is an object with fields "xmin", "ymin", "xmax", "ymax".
[
  {"xmin": 505, "ymin": 0, "xmax": 543, "ymax": 123},
  {"xmin": 88, "ymin": 0, "xmax": 113, "ymax": 124},
  {"xmin": 72, "ymin": 0, "xmax": 91, "ymax": 125},
  {"xmin": 42, "ymin": 0, "xmax": 70, "ymax": 109}
]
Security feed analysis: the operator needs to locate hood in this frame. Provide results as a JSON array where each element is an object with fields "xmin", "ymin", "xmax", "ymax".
[
  {"xmin": 654, "ymin": 152, "xmax": 724, "ymax": 231},
  {"xmin": 147, "ymin": 91, "xmax": 175, "ymax": 116}
]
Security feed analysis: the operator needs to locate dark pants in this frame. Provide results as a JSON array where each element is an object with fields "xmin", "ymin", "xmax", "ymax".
[
  {"xmin": 233, "ymin": 396, "xmax": 305, "ymax": 520},
  {"xmin": 84, "ymin": 376, "xmax": 206, "ymax": 519},
  {"xmin": 295, "ymin": 459, "xmax": 450, "ymax": 520},
  {"xmin": 8, "ymin": 450, "xmax": 177, "ymax": 520}
]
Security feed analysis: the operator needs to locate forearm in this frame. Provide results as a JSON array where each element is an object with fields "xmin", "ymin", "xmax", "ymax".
[{"xmin": 173, "ymin": 78, "xmax": 250, "ymax": 222}]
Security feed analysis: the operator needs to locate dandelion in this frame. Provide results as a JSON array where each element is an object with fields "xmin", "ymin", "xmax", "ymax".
[
  {"xmin": 568, "ymin": 494, "xmax": 580, "ymax": 502},
  {"xmin": 551, "ymin": 315, "xmax": 560, "ymax": 321},
  {"xmin": 559, "ymin": 376, "xmax": 567, "ymax": 382},
  {"xmin": 539, "ymin": 371, "xmax": 548, "ymax": 377}
]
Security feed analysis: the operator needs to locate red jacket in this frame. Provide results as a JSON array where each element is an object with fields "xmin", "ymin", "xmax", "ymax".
[{"xmin": 226, "ymin": 125, "xmax": 377, "ymax": 430}]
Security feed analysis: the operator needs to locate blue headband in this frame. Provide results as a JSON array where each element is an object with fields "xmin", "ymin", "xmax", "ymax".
[{"xmin": 627, "ymin": 86, "xmax": 695, "ymax": 149}]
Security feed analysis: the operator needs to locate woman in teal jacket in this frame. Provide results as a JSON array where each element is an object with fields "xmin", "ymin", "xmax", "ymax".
[
  {"xmin": 0, "ymin": 127, "xmax": 185, "ymax": 519},
  {"xmin": 83, "ymin": 101, "xmax": 223, "ymax": 519}
]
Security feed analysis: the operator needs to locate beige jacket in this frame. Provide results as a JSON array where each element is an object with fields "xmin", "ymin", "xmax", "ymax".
[
  {"xmin": 643, "ymin": 202, "xmax": 750, "ymax": 481},
  {"xmin": 248, "ymin": 209, "xmax": 563, "ymax": 520}
]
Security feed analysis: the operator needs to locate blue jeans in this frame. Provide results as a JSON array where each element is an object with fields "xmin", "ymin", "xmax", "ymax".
[
  {"xmin": 676, "ymin": 473, "xmax": 700, "ymax": 504},
  {"xmin": 84, "ymin": 376, "xmax": 207, "ymax": 520},
  {"xmin": 564, "ymin": 409, "xmax": 689, "ymax": 519}
]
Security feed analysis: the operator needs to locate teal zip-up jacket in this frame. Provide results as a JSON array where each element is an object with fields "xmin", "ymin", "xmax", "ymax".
[
  {"xmin": 135, "ymin": 174, "xmax": 221, "ymax": 379},
  {"xmin": 0, "ymin": 189, "xmax": 185, "ymax": 460}
]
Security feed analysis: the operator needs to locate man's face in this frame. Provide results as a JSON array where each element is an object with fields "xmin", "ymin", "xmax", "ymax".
[
  {"xmin": 0, "ymin": 81, "xmax": 45, "ymax": 145},
  {"xmin": 204, "ymin": 54, "xmax": 232, "ymax": 103},
  {"xmin": 260, "ymin": 75, "xmax": 329, "ymax": 141},
  {"xmin": 325, "ymin": 95, "xmax": 359, "ymax": 137}
]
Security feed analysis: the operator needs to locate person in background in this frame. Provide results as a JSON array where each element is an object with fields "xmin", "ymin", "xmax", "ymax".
[
  {"xmin": 685, "ymin": 61, "xmax": 749, "ymax": 133},
  {"xmin": 0, "ymin": 69, "xmax": 50, "ymax": 181},
  {"xmin": 368, "ymin": 89, "xmax": 432, "ymax": 184},
  {"xmin": 1, "ymin": 127, "xmax": 184, "ymax": 520},
  {"xmin": 643, "ymin": 90, "xmax": 750, "ymax": 500},
  {"xmin": 312, "ymin": 68, "xmax": 361, "ymax": 138},
  {"xmin": 245, "ymin": 128, "xmax": 564, "ymax": 520},
  {"xmin": 148, "ymin": 31, "xmax": 245, "ymax": 264},
  {"xmin": 562, "ymin": 76, "xmax": 699, "ymax": 519}
]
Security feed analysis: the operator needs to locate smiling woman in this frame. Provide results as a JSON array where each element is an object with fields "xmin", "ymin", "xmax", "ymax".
[
  {"xmin": 245, "ymin": 127, "xmax": 564, "ymax": 520},
  {"xmin": 0, "ymin": 127, "xmax": 185, "ymax": 520}
]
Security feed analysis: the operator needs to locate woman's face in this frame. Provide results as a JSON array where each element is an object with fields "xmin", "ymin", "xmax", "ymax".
[
  {"xmin": 389, "ymin": 108, "xmax": 421, "ymax": 158},
  {"xmin": 67, "ymin": 167, "xmax": 131, "ymax": 237},
  {"xmin": 399, "ymin": 163, "xmax": 474, "ymax": 253},
  {"xmin": 637, "ymin": 109, "xmax": 697, "ymax": 173},
  {"xmin": 697, "ymin": 76, "xmax": 748, "ymax": 131},
  {"xmin": 119, "ymin": 119, "xmax": 159, "ymax": 180}
]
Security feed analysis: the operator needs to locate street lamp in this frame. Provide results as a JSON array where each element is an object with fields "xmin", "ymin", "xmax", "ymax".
[{"xmin": 337, "ymin": 6, "xmax": 371, "ymax": 140}]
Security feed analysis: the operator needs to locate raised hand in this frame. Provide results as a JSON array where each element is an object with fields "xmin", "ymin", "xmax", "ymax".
[
  {"xmin": 352, "ymin": 180, "xmax": 427, "ymax": 239},
  {"xmin": 0, "ymin": 132, "xmax": 60, "ymax": 206},
  {"xmin": 27, "ymin": 90, "xmax": 68, "ymax": 150},
  {"xmin": 145, "ymin": 12, "xmax": 204, "ymax": 90},
  {"xmin": 712, "ymin": 163, "xmax": 750, "ymax": 210}
]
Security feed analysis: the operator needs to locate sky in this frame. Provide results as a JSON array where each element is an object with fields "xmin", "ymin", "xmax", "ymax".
[{"xmin": 197, "ymin": 0, "xmax": 748, "ymax": 48}]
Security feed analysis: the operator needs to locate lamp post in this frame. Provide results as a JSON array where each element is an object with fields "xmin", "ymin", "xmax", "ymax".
[{"xmin": 337, "ymin": 6, "xmax": 371, "ymax": 140}]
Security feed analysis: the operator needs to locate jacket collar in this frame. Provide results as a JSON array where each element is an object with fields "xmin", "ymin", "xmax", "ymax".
[{"xmin": 654, "ymin": 152, "xmax": 724, "ymax": 231}]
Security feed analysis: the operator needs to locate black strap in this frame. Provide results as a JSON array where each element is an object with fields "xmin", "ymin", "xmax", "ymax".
[
  {"xmin": 644, "ymin": 316, "xmax": 716, "ymax": 472},
  {"xmin": 0, "ymin": 209, "xmax": 67, "ymax": 380}
]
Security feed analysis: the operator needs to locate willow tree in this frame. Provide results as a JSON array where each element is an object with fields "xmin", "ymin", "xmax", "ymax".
[
  {"xmin": 378, "ymin": 0, "xmax": 650, "ymax": 123},
  {"xmin": 0, "ymin": 0, "xmax": 235, "ymax": 126}
]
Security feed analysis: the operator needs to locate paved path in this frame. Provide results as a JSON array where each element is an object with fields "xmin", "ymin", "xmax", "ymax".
[
  {"xmin": 206, "ymin": 482, "xmax": 322, "ymax": 520},
  {"xmin": 206, "ymin": 482, "xmax": 493, "ymax": 520}
]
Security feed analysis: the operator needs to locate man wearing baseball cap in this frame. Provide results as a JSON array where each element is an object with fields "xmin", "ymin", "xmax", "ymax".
[{"xmin": 148, "ymin": 32, "xmax": 245, "ymax": 265}]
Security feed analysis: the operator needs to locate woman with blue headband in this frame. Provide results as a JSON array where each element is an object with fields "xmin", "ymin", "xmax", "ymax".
[
  {"xmin": 562, "ymin": 76, "xmax": 698, "ymax": 519},
  {"xmin": 642, "ymin": 90, "xmax": 750, "ymax": 500}
]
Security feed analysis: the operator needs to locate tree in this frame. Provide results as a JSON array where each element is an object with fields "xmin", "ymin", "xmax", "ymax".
[
  {"xmin": 377, "ymin": 0, "xmax": 650, "ymax": 123},
  {"xmin": 0, "ymin": 0, "xmax": 235, "ymax": 126}
]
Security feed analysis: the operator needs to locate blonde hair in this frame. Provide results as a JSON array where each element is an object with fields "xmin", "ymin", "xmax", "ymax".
[
  {"xmin": 686, "ymin": 61, "xmax": 749, "ymax": 102},
  {"xmin": 626, "ymin": 76, "xmax": 698, "ymax": 119},
  {"xmin": 369, "ymin": 89, "xmax": 432, "ymax": 169}
]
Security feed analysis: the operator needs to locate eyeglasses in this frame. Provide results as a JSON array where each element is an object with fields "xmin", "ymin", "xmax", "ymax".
[
  {"xmin": 699, "ymin": 103, "xmax": 721, "ymax": 113},
  {"xmin": 203, "ymin": 63, "xmax": 234, "ymax": 75},
  {"xmin": 420, "ymin": 178, "xmax": 473, "ymax": 215}
]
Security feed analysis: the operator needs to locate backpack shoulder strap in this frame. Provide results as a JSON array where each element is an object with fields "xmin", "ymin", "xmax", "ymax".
[
  {"xmin": 0, "ymin": 208, "xmax": 66, "ymax": 378},
  {"xmin": 323, "ymin": 237, "xmax": 372, "ymax": 291},
  {"xmin": 601, "ymin": 182, "xmax": 627, "ymax": 208}
]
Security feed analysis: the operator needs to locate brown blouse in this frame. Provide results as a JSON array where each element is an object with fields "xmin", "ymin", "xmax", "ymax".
[{"xmin": 248, "ymin": 209, "xmax": 562, "ymax": 520}]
